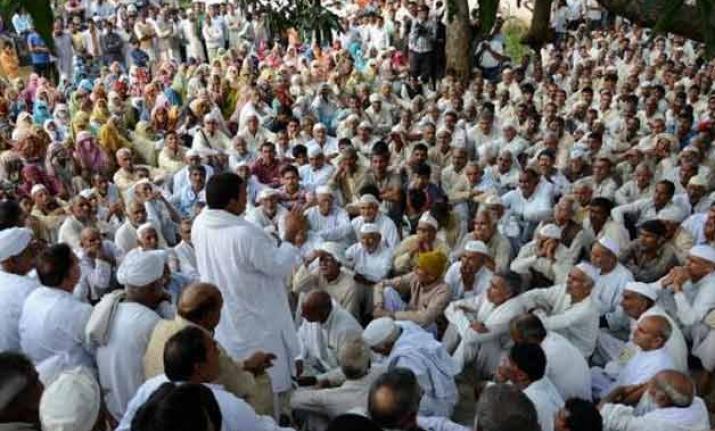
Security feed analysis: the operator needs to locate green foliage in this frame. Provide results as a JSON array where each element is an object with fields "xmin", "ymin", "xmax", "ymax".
[
  {"xmin": 504, "ymin": 18, "xmax": 529, "ymax": 63},
  {"xmin": 697, "ymin": 0, "xmax": 715, "ymax": 58},
  {"xmin": 236, "ymin": 0, "xmax": 342, "ymax": 46},
  {"xmin": 479, "ymin": 0, "xmax": 500, "ymax": 35},
  {"xmin": 0, "ymin": 0, "xmax": 54, "ymax": 49}
]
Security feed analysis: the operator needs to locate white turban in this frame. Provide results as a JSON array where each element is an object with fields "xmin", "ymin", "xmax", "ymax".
[
  {"xmin": 418, "ymin": 213, "xmax": 439, "ymax": 230},
  {"xmin": 575, "ymin": 262, "xmax": 600, "ymax": 283},
  {"xmin": 363, "ymin": 317, "xmax": 398, "ymax": 347},
  {"xmin": 31, "ymin": 184, "xmax": 47, "ymax": 196},
  {"xmin": 0, "ymin": 227, "xmax": 32, "ymax": 261},
  {"xmin": 258, "ymin": 188, "xmax": 279, "ymax": 201},
  {"xmin": 624, "ymin": 281, "xmax": 659, "ymax": 301},
  {"xmin": 136, "ymin": 222, "xmax": 157, "ymax": 236},
  {"xmin": 360, "ymin": 223, "xmax": 380, "ymax": 235},
  {"xmin": 117, "ymin": 249, "xmax": 167, "ymax": 287},
  {"xmin": 539, "ymin": 224, "xmax": 562, "ymax": 240},
  {"xmin": 307, "ymin": 145, "xmax": 323, "ymax": 158},
  {"xmin": 689, "ymin": 245, "xmax": 715, "ymax": 264},
  {"xmin": 598, "ymin": 236, "xmax": 620, "ymax": 256},
  {"xmin": 315, "ymin": 185, "xmax": 332, "ymax": 196},
  {"xmin": 688, "ymin": 175, "xmax": 708, "ymax": 188},
  {"xmin": 485, "ymin": 194, "xmax": 503, "ymax": 206},
  {"xmin": 40, "ymin": 367, "xmax": 100, "ymax": 431},
  {"xmin": 359, "ymin": 194, "xmax": 380, "ymax": 206},
  {"xmin": 464, "ymin": 240, "xmax": 490, "ymax": 256},
  {"xmin": 316, "ymin": 242, "xmax": 346, "ymax": 265},
  {"xmin": 658, "ymin": 206, "xmax": 687, "ymax": 223}
]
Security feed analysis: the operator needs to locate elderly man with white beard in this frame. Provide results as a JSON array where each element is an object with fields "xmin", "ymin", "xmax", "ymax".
[
  {"xmin": 246, "ymin": 188, "xmax": 289, "ymax": 240},
  {"xmin": 599, "ymin": 370, "xmax": 710, "ymax": 431},
  {"xmin": 591, "ymin": 315, "xmax": 675, "ymax": 400},
  {"xmin": 443, "ymin": 270, "xmax": 525, "ymax": 376},
  {"xmin": 351, "ymin": 194, "xmax": 400, "ymax": 249},
  {"xmin": 519, "ymin": 262, "xmax": 601, "ymax": 357},
  {"xmin": 345, "ymin": 223, "xmax": 393, "ymax": 286},
  {"xmin": 659, "ymin": 245, "xmax": 715, "ymax": 373}
]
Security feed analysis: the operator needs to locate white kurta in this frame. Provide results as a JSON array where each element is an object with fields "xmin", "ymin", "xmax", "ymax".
[
  {"xmin": 192, "ymin": 209, "xmax": 301, "ymax": 393},
  {"xmin": 600, "ymin": 397, "xmax": 710, "ymax": 431},
  {"xmin": 541, "ymin": 331, "xmax": 592, "ymax": 401},
  {"xmin": 593, "ymin": 347, "xmax": 675, "ymax": 399},
  {"xmin": 523, "ymin": 377, "xmax": 565, "ymax": 431},
  {"xmin": 444, "ymin": 294, "xmax": 524, "ymax": 375},
  {"xmin": 0, "ymin": 270, "xmax": 38, "ymax": 352},
  {"xmin": 344, "ymin": 243, "xmax": 393, "ymax": 283},
  {"xmin": 351, "ymin": 214, "xmax": 400, "ymax": 249},
  {"xmin": 443, "ymin": 262, "xmax": 493, "ymax": 301},
  {"xmin": 118, "ymin": 374, "xmax": 290, "ymax": 431},
  {"xmin": 297, "ymin": 304, "xmax": 362, "ymax": 380},
  {"xmin": 19, "ymin": 286, "xmax": 93, "ymax": 369},
  {"xmin": 593, "ymin": 264, "xmax": 634, "ymax": 316},
  {"xmin": 96, "ymin": 301, "xmax": 161, "ymax": 420},
  {"xmin": 304, "ymin": 206, "xmax": 353, "ymax": 246},
  {"xmin": 387, "ymin": 321, "xmax": 459, "ymax": 417},
  {"xmin": 521, "ymin": 284, "xmax": 600, "ymax": 357}
]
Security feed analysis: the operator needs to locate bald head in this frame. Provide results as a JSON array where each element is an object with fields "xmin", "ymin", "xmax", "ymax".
[
  {"xmin": 651, "ymin": 370, "xmax": 695, "ymax": 408},
  {"xmin": 633, "ymin": 315, "xmax": 672, "ymax": 351},
  {"xmin": 301, "ymin": 290, "xmax": 332, "ymax": 323},
  {"xmin": 177, "ymin": 283, "xmax": 223, "ymax": 330}
]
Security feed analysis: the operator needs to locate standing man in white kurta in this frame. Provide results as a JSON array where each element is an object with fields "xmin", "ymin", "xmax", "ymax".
[{"xmin": 192, "ymin": 172, "xmax": 303, "ymax": 405}]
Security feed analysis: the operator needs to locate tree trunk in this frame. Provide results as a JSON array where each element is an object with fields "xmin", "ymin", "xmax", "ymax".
[
  {"xmin": 597, "ymin": 0, "xmax": 705, "ymax": 42},
  {"xmin": 522, "ymin": 0, "xmax": 553, "ymax": 51},
  {"xmin": 445, "ymin": 0, "xmax": 472, "ymax": 82}
]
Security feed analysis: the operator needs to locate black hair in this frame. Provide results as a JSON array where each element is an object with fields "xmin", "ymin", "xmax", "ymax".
[
  {"xmin": 164, "ymin": 326, "xmax": 209, "ymax": 382},
  {"xmin": 36, "ymin": 243, "xmax": 74, "ymax": 287},
  {"xmin": 205, "ymin": 172, "xmax": 243, "ymax": 210},
  {"xmin": 368, "ymin": 368, "xmax": 421, "ymax": 429},
  {"xmin": 0, "ymin": 199, "xmax": 23, "ymax": 230},
  {"xmin": 509, "ymin": 343, "xmax": 546, "ymax": 382},
  {"xmin": 640, "ymin": 219, "xmax": 666, "ymax": 237},
  {"xmin": 562, "ymin": 398, "xmax": 603, "ymax": 431},
  {"xmin": 131, "ymin": 382, "xmax": 222, "ymax": 431}
]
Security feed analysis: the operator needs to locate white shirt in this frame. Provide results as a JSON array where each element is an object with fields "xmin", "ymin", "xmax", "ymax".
[
  {"xmin": 0, "ymin": 270, "xmax": 38, "ymax": 352},
  {"xmin": 118, "ymin": 374, "xmax": 290, "ymax": 431},
  {"xmin": 173, "ymin": 240, "xmax": 200, "ymax": 281},
  {"xmin": 297, "ymin": 304, "xmax": 362, "ymax": 379},
  {"xmin": 290, "ymin": 366, "xmax": 385, "ymax": 420},
  {"xmin": 502, "ymin": 181, "xmax": 555, "ymax": 224},
  {"xmin": 521, "ymin": 283, "xmax": 600, "ymax": 357},
  {"xmin": 192, "ymin": 209, "xmax": 301, "ymax": 393},
  {"xmin": 523, "ymin": 377, "xmax": 565, "ymax": 431},
  {"xmin": 96, "ymin": 301, "xmax": 161, "ymax": 420},
  {"xmin": 300, "ymin": 164, "xmax": 335, "ymax": 192},
  {"xmin": 304, "ymin": 206, "xmax": 353, "ymax": 246},
  {"xmin": 387, "ymin": 321, "xmax": 459, "ymax": 417},
  {"xmin": 600, "ymin": 397, "xmax": 711, "ymax": 431},
  {"xmin": 19, "ymin": 286, "xmax": 93, "ymax": 369},
  {"xmin": 541, "ymin": 332, "xmax": 592, "ymax": 401},
  {"xmin": 593, "ymin": 263, "xmax": 634, "ymax": 316},
  {"xmin": 444, "ymin": 262, "xmax": 492, "ymax": 301},
  {"xmin": 345, "ymin": 242, "xmax": 393, "ymax": 283},
  {"xmin": 351, "ymin": 214, "xmax": 400, "ymax": 249}
]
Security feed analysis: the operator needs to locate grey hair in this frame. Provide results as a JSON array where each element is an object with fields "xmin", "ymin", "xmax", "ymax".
[
  {"xmin": 339, "ymin": 336, "xmax": 371, "ymax": 380},
  {"xmin": 475, "ymin": 208, "xmax": 498, "ymax": 228},
  {"xmin": 654, "ymin": 374, "xmax": 693, "ymax": 407},
  {"xmin": 475, "ymin": 384, "xmax": 539, "ymax": 431},
  {"xmin": 557, "ymin": 195, "xmax": 577, "ymax": 213}
]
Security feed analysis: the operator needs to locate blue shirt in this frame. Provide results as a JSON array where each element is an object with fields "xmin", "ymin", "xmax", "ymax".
[{"xmin": 27, "ymin": 32, "xmax": 50, "ymax": 64}]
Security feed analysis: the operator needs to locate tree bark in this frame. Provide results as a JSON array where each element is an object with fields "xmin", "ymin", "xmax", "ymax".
[
  {"xmin": 597, "ymin": 0, "xmax": 705, "ymax": 42},
  {"xmin": 445, "ymin": 0, "xmax": 473, "ymax": 82},
  {"xmin": 522, "ymin": 0, "xmax": 553, "ymax": 51}
]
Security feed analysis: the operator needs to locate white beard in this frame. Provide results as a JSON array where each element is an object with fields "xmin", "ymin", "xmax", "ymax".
[{"xmin": 635, "ymin": 392, "xmax": 658, "ymax": 416}]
